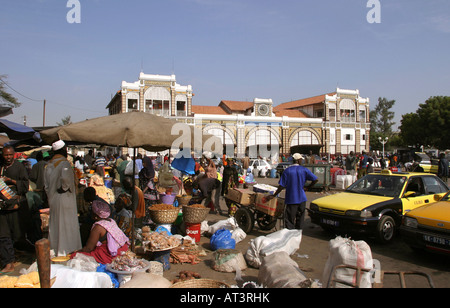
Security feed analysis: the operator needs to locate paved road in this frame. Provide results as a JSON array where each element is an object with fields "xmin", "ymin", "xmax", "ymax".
[{"xmin": 249, "ymin": 177, "xmax": 450, "ymax": 288}]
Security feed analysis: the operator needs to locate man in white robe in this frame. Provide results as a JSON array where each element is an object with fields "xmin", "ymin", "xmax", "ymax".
[{"xmin": 44, "ymin": 140, "xmax": 82, "ymax": 256}]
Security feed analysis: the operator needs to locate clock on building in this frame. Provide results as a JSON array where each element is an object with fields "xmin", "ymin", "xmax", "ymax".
[{"xmin": 257, "ymin": 104, "xmax": 270, "ymax": 116}]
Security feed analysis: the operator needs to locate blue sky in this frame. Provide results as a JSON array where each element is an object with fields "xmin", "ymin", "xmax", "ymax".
[{"xmin": 1, "ymin": 0, "xmax": 449, "ymax": 128}]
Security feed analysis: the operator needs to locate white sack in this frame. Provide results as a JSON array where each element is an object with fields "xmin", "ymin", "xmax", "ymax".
[
  {"xmin": 208, "ymin": 217, "xmax": 239, "ymax": 234},
  {"xmin": 245, "ymin": 228, "xmax": 302, "ymax": 268},
  {"xmin": 258, "ymin": 252, "xmax": 308, "ymax": 288},
  {"xmin": 322, "ymin": 236, "xmax": 374, "ymax": 288}
]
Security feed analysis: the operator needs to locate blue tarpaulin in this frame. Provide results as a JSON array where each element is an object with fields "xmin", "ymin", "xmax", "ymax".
[
  {"xmin": 0, "ymin": 119, "xmax": 37, "ymax": 140},
  {"xmin": 171, "ymin": 156, "xmax": 196, "ymax": 175}
]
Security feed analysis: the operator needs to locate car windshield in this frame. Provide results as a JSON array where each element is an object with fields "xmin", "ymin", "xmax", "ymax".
[
  {"xmin": 442, "ymin": 191, "xmax": 450, "ymax": 202},
  {"xmin": 346, "ymin": 174, "xmax": 407, "ymax": 198}
]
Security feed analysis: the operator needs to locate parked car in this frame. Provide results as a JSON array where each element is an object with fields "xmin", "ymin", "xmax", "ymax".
[
  {"xmin": 275, "ymin": 162, "xmax": 293, "ymax": 177},
  {"xmin": 248, "ymin": 159, "xmax": 272, "ymax": 177},
  {"xmin": 414, "ymin": 152, "xmax": 439, "ymax": 174},
  {"xmin": 401, "ymin": 190, "xmax": 450, "ymax": 255},
  {"xmin": 307, "ymin": 169, "xmax": 449, "ymax": 243}
]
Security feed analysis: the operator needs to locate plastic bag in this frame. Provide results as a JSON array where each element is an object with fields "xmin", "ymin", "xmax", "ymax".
[
  {"xmin": 97, "ymin": 264, "xmax": 119, "ymax": 288},
  {"xmin": 51, "ymin": 265, "xmax": 113, "ymax": 288},
  {"xmin": 66, "ymin": 253, "xmax": 99, "ymax": 272},
  {"xmin": 210, "ymin": 229, "xmax": 236, "ymax": 250},
  {"xmin": 125, "ymin": 161, "xmax": 140, "ymax": 176}
]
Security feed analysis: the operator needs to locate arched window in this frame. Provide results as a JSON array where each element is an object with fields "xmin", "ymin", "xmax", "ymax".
[
  {"xmin": 291, "ymin": 130, "xmax": 320, "ymax": 146},
  {"xmin": 340, "ymin": 99, "xmax": 356, "ymax": 123}
]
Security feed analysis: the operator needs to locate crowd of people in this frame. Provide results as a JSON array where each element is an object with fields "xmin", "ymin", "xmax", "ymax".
[
  {"xmin": 0, "ymin": 143, "xmax": 253, "ymax": 272},
  {"xmin": 0, "ymin": 142, "xmax": 448, "ymax": 273}
]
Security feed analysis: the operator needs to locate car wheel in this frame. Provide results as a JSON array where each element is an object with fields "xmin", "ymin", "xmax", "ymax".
[{"xmin": 376, "ymin": 215, "xmax": 396, "ymax": 243}]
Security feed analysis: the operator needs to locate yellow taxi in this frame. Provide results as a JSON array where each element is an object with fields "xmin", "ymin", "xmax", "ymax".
[
  {"xmin": 401, "ymin": 191, "xmax": 450, "ymax": 255},
  {"xmin": 414, "ymin": 152, "xmax": 439, "ymax": 174},
  {"xmin": 307, "ymin": 170, "xmax": 449, "ymax": 243}
]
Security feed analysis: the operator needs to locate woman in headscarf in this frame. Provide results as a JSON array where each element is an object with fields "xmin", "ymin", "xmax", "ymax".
[
  {"xmin": 72, "ymin": 200, "xmax": 130, "ymax": 264},
  {"xmin": 139, "ymin": 156, "xmax": 156, "ymax": 223},
  {"xmin": 139, "ymin": 156, "xmax": 155, "ymax": 191}
]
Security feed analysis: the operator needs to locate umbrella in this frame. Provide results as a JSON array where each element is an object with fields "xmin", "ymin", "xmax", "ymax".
[
  {"xmin": 39, "ymin": 111, "xmax": 222, "ymax": 251},
  {"xmin": 0, "ymin": 118, "xmax": 38, "ymax": 140},
  {"xmin": 39, "ymin": 111, "xmax": 221, "ymax": 153}
]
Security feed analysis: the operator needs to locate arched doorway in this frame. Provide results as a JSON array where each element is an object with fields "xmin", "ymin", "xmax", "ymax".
[
  {"xmin": 289, "ymin": 128, "xmax": 322, "ymax": 155},
  {"xmin": 204, "ymin": 125, "xmax": 236, "ymax": 156},
  {"xmin": 245, "ymin": 127, "xmax": 281, "ymax": 162}
]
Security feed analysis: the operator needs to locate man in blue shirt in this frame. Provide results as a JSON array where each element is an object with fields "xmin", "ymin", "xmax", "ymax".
[{"xmin": 266, "ymin": 153, "xmax": 318, "ymax": 230}]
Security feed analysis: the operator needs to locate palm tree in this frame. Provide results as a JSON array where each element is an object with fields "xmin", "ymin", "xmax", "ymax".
[{"xmin": 0, "ymin": 75, "xmax": 20, "ymax": 108}]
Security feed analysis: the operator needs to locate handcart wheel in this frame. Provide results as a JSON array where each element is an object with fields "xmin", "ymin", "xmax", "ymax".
[
  {"xmin": 256, "ymin": 212, "xmax": 277, "ymax": 231},
  {"xmin": 234, "ymin": 207, "xmax": 255, "ymax": 234}
]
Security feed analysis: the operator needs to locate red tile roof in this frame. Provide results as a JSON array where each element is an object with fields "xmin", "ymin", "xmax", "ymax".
[
  {"xmin": 273, "ymin": 109, "xmax": 309, "ymax": 118},
  {"xmin": 273, "ymin": 92, "xmax": 336, "ymax": 112},
  {"xmin": 219, "ymin": 100, "xmax": 253, "ymax": 112},
  {"xmin": 191, "ymin": 105, "xmax": 229, "ymax": 115}
]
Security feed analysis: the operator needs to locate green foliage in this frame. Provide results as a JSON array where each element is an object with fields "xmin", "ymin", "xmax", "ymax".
[
  {"xmin": 370, "ymin": 97, "xmax": 396, "ymax": 135},
  {"xmin": 369, "ymin": 97, "xmax": 396, "ymax": 150},
  {"xmin": 57, "ymin": 115, "xmax": 72, "ymax": 126},
  {"xmin": 0, "ymin": 75, "xmax": 21, "ymax": 108},
  {"xmin": 399, "ymin": 96, "xmax": 450, "ymax": 149}
]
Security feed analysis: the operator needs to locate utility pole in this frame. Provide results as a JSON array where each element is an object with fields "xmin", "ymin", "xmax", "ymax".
[{"xmin": 43, "ymin": 99, "xmax": 46, "ymax": 127}]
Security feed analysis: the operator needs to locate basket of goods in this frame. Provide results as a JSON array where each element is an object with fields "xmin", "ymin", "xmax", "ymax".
[
  {"xmin": 143, "ymin": 231, "xmax": 182, "ymax": 252},
  {"xmin": 182, "ymin": 204, "xmax": 210, "ymax": 224},
  {"xmin": 171, "ymin": 278, "xmax": 230, "ymax": 289},
  {"xmin": 176, "ymin": 194, "xmax": 192, "ymax": 206},
  {"xmin": 148, "ymin": 204, "xmax": 180, "ymax": 224},
  {"xmin": 107, "ymin": 251, "xmax": 150, "ymax": 274}
]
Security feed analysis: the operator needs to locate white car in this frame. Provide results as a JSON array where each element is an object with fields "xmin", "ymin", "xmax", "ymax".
[{"xmin": 248, "ymin": 159, "xmax": 272, "ymax": 177}]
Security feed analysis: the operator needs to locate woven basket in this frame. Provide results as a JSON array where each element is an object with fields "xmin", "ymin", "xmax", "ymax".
[
  {"xmin": 149, "ymin": 208, "xmax": 180, "ymax": 224},
  {"xmin": 171, "ymin": 279, "xmax": 230, "ymax": 288},
  {"xmin": 182, "ymin": 205, "xmax": 210, "ymax": 224},
  {"xmin": 176, "ymin": 195, "xmax": 192, "ymax": 206}
]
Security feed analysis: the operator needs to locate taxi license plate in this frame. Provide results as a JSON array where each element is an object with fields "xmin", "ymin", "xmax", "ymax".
[
  {"xmin": 321, "ymin": 218, "xmax": 339, "ymax": 227},
  {"xmin": 423, "ymin": 235, "xmax": 450, "ymax": 246}
]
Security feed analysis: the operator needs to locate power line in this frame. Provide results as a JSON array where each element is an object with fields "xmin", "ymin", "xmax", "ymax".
[
  {"xmin": 0, "ymin": 77, "xmax": 43, "ymax": 102},
  {"xmin": 0, "ymin": 78, "xmax": 105, "ymax": 115}
]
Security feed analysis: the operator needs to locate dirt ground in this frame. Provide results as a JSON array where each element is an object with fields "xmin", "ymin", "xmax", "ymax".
[{"xmin": 8, "ymin": 177, "xmax": 450, "ymax": 288}]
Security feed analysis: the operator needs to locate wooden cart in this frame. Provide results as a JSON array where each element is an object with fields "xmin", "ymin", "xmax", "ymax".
[{"xmin": 225, "ymin": 188, "xmax": 285, "ymax": 234}]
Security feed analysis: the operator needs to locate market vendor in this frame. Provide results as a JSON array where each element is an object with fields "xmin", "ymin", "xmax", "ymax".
[
  {"xmin": 193, "ymin": 173, "xmax": 222, "ymax": 214},
  {"xmin": 72, "ymin": 200, "xmax": 130, "ymax": 264}
]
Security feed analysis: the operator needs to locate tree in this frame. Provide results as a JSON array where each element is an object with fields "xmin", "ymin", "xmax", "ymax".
[
  {"xmin": 370, "ymin": 97, "xmax": 396, "ymax": 135},
  {"xmin": 57, "ymin": 115, "xmax": 72, "ymax": 126},
  {"xmin": 400, "ymin": 96, "xmax": 450, "ymax": 149},
  {"xmin": 0, "ymin": 75, "xmax": 21, "ymax": 108},
  {"xmin": 369, "ymin": 97, "xmax": 396, "ymax": 151}
]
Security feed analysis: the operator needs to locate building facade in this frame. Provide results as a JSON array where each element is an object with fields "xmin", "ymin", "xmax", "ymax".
[{"xmin": 107, "ymin": 72, "xmax": 371, "ymax": 160}]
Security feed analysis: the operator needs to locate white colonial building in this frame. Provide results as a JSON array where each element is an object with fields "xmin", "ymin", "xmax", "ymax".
[{"xmin": 107, "ymin": 72, "xmax": 371, "ymax": 159}]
